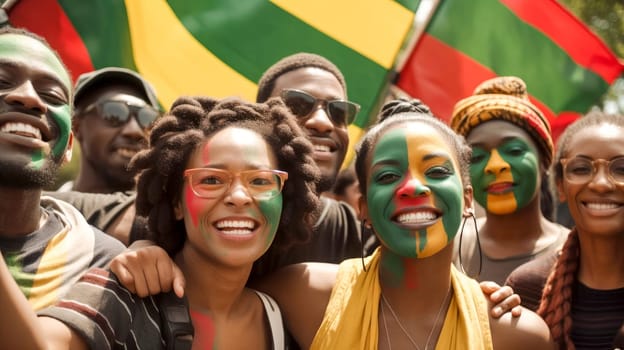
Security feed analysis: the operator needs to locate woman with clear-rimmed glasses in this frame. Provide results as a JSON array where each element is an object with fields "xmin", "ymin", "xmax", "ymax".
[{"xmin": 507, "ymin": 111, "xmax": 624, "ymax": 349}]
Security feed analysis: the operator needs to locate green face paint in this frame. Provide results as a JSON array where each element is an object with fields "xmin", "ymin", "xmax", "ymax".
[
  {"xmin": 0, "ymin": 34, "xmax": 72, "ymax": 169},
  {"xmin": 470, "ymin": 138, "xmax": 539, "ymax": 214},
  {"xmin": 257, "ymin": 195, "xmax": 283, "ymax": 246},
  {"xmin": 367, "ymin": 124, "xmax": 464, "ymax": 259}
]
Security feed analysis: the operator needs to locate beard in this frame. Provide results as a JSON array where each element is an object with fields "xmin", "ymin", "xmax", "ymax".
[
  {"xmin": 86, "ymin": 157, "xmax": 136, "ymax": 191},
  {"xmin": 0, "ymin": 156, "xmax": 61, "ymax": 189}
]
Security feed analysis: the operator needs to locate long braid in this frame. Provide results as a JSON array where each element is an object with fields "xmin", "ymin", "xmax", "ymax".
[{"xmin": 537, "ymin": 230, "xmax": 580, "ymax": 349}]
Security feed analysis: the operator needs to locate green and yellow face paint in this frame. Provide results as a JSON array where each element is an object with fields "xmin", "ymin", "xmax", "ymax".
[
  {"xmin": 470, "ymin": 138, "xmax": 539, "ymax": 215},
  {"xmin": 367, "ymin": 124, "xmax": 464, "ymax": 259}
]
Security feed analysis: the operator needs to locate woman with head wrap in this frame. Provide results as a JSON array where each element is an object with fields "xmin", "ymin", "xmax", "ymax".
[{"xmin": 450, "ymin": 76, "xmax": 568, "ymax": 285}]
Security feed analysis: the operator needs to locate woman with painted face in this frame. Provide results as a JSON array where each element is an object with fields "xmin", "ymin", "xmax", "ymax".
[
  {"xmin": 0, "ymin": 96, "xmax": 321, "ymax": 349},
  {"xmin": 506, "ymin": 111, "xmax": 624, "ymax": 349},
  {"xmin": 450, "ymin": 76, "xmax": 568, "ymax": 285},
  {"xmin": 257, "ymin": 109, "xmax": 554, "ymax": 349}
]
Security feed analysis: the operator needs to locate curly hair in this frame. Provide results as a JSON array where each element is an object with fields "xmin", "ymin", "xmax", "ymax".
[
  {"xmin": 256, "ymin": 52, "xmax": 347, "ymax": 103},
  {"xmin": 539, "ymin": 110, "xmax": 624, "ymax": 349},
  {"xmin": 355, "ymin": 104, "xmax": 472, "ymax": 197},
  {"xmin": 129, "ymin": 96, "xmax": 321, "ymax": 275}
]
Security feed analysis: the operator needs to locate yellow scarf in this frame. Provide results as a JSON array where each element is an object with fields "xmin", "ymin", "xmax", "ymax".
[{"xmin": 310, "ymin": 248, "xmax": 493, "ymax": 349}]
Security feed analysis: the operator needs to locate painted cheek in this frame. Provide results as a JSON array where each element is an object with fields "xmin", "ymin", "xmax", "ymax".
[
  {"xmin": 257, "ymin": 195, "xmax": 283, "ymax": 246},
  {"xmin": 184, "ymin": 184, "xmax": 202, "ymax": 227},
  {"xmin": 502, "ymin": 152, "xmax": 539, "ymax": 209},
  {"xmin": 49, "ymin": 105, "xmax": 72, "ymax": 159},
  {"xmin": 484, "ymin": 149, "xmax": 518, "ymax": 214}
]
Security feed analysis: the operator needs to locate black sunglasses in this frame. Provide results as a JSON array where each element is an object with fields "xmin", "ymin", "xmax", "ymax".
[
  {"xmin": 83, "ymin": 100, "xmax": 160, "ymax": 129},
  {"xmin": 280, "ymin": 89, "xmax": 360, "ymax": 126}
]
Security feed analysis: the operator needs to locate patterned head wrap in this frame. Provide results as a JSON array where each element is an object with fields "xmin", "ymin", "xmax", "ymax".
[{"xmin": 450, "ymin": 76, "xmax": 554, "ymax": 167}]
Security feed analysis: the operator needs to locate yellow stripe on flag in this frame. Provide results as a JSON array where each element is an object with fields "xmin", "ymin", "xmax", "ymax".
[
  {"xmin": 124, "ymin": 0, "xmax": 257, "ymax": 109},
  {"xmin": 271, "ymin": 0, "xmax": 413, "ymax": 69}
]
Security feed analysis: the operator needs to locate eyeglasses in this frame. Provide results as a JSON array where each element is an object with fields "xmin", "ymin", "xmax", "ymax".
[
  {"xmin": 82, "ymin": 100, "xmax": 160, "ymax": 129},
  {"xmin": 560, "ymin": 157, "xmax": 624, "ymax": 185},
  {"xmin": 184, "ymin": 168, "xmax": 289, "ymax": 200},
  {"xmin": 280, "ymin": 89, "xmax": 360, "ymax": 126}
]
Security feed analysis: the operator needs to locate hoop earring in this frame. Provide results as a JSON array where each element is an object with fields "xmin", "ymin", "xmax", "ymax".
[
  {"xmin": 360, "ymin": 219, "xmax": 369, "ymax": 272},
  {"xmin": 458, "ymin": 209, "xmax": 482, "ymax": 278}
]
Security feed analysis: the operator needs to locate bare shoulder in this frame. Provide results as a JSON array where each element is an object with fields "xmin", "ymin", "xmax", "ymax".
[
  {"xmin": 489, "ymin": 306, "xmax": 555, "ymax": 350},
  {"xmin": 255, "ymin": 263, "xmax": 339, "ymax": 347}
]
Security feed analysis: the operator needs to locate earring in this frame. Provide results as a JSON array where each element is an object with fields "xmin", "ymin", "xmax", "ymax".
[
  {"xmin": 458, "ymin": 208, "xmax": 482, "ymax": 278},
  {"xmin": 360, "ymin": 219, "xmax": 370, "ymax": 272}
]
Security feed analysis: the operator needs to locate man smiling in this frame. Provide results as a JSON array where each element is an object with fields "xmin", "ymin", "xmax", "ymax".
[{"xmin": 0, "ymin": 26, "xmax": 124, "ymax": 310}]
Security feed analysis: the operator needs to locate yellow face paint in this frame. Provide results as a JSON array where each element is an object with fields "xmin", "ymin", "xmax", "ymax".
[{"xmin": 483, "ymin": 149, "xmax": 517, "ymax": 214}]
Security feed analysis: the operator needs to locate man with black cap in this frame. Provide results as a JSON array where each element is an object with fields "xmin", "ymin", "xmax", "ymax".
[
  {"xmin": 49, "ymin": 68, "xmax": 160, "ymax": 244},
  {"xmin": 58, "ymin": 67, "xmax": 161, "ymax": 193}
]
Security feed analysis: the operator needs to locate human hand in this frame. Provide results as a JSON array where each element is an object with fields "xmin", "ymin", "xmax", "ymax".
[
  {"xmin": 109, "ymin": 240, "xmax": 186, "ymax": 298},
  {"xmin": 480, "ymin": 281, "xmax": 522, "ymax": 318}
]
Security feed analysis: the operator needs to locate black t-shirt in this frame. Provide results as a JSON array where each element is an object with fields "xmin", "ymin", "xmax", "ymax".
[{"xmin": 44, "ymin": 191, "xmax": 136, "ymax": 232}]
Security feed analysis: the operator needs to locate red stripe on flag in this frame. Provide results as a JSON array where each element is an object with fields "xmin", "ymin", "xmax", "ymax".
[
  {"xmin": 396, "ymin": 34, "xmax": 575, "ymax": 143},
  {"xmin": 396, "ymin": 33, "xmax": 497, "ymax": 123},
  {"xmin": 501, "ymin": 0, "xmax": 624, "ymax": 83},
  {"xmin": 10, "ymin": 0, "xmax": 94, "ymax": 82}
]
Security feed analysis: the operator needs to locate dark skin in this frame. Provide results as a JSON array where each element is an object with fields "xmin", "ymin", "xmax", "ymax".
[
  {"xmin": 268, "ymin": 67, "xmax": 349, "ymax": 193},
  {"xmin": 72, "ymin": 84, "xmax": 151, "ymax": 194}
]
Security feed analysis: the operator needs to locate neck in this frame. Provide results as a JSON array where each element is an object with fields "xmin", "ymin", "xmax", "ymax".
[
  {"xmin": 175, "ymin": 245, "xmax": 253, "ymax": 315},
  {"xmin": 577, "ymin": 231, "xmax": 624, "ymax": 289},
  {"xmin": 0, "ymin": 186, "xmax": 44, "ymax": 238},
  {"xmin": 73, "ymin": 157, "xmax": 132, "ymax": 193},
  {"xmin": 379, "ymin": 244, "xmax": 453, "ymax": 306},
  {"xmin": 482, "ymin": 197, "xmax": 547, "ymax": 240}
]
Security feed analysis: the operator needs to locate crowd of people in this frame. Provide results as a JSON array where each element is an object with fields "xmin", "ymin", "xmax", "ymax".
[{"xmin": 0, "ymin": 23, "xmax": 622, "ymax": 349}]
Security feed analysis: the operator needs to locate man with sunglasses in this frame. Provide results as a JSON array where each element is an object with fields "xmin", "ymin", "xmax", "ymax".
[
  {"xmin": 49, "ymin": 68, "xmax": 160, "ymax": 244},
  {"xmin": 256, "ymin": 52, "xmax": 378, "ymax": 269},
  {"xmin": 58, "ymin": 67, "xmax": 161, "ymax": 193}
]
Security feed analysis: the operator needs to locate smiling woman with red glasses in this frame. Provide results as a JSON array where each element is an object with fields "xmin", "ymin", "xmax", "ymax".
[
  {"xmin": 506, "ymin": 111, "xmax": 624, "ymax": 349},
  {"xmin": 0, "ymin": 96, "xmax": 321, "ymax": 349}
]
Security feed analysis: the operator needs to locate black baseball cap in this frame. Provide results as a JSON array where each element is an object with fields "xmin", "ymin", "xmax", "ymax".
[{"xmin": 73, "ymin": 67, "xmax": 160, "ymax": 110}]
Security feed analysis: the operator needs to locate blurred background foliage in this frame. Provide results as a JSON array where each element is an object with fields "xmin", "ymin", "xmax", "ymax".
[{"xmin": 559, "ymin": 0, "xmax": 624, "ymax": 114}]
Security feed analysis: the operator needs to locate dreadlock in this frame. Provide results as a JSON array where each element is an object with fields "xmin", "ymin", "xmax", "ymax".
[
  {"xmin": 538, "ymin": 110, "xmax": 624, "ymax": 349},
  {"xmin": 256, "ymin": 52, "xmax": 347, "ymax": 103},
  {"xmin": 130, "ymin": 96, "xmax": 321, "ymax": 277}
]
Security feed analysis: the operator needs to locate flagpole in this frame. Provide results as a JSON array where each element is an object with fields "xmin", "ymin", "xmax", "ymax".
[{"xmin": 393, "ymin": 0, "xmax": 442, "ymax": 72}]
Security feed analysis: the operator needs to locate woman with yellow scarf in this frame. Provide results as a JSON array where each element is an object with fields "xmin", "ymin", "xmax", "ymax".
[{"xmin": 259, "ymin": 104, "xmax": 555, "ymax": 349}]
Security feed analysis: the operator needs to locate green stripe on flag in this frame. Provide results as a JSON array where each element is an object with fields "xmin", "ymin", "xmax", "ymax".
[
  {"xmin": 394, "ymin": 0, "xmax": 422, "ymax": 12},
  {"xmin": 167, "ymin": 0, "xmax": 391, "ymax": 129},
  {"xmin": 58, "ymin": 0, "xmax": 137, "ymax": 70},
  {"xmin": 426, "ymin": 0, "xmax": 609, "ymax": 113}
]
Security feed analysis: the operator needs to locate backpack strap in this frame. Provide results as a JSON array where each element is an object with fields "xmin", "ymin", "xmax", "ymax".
[
  {"xmin": 255, "ymin": 290, "xmax": 285, "ymax": 350},
  {"xmin": 157, "ymin": 291, "xmax": 194, "ymax": 350}
]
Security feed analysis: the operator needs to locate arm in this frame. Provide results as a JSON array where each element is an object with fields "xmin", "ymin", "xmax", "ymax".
[
  {"xmin": 0, "ymin": 253, "xmax": 87, "ymax": 350},
  {"xmin": 489, "ymin": 305, "xmax": 555, "ymax": 350},
  {"xmin": 254, "ymin": 263, "xmax": 337, "ymax": 349}
]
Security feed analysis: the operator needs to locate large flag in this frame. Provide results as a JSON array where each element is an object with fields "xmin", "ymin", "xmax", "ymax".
[
  {"xmin": 396, "ymin": 0, "xmax": 624, "ymax": 142},
  {"xmin": 7, "ymin": 0, "xmax": 423, "ymax": 156}
]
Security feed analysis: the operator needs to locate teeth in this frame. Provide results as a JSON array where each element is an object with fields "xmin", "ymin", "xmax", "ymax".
[
  {"xmin": 215, "ymin": 220, "xmax": 255, "ymax": 229},
  {"xmin": 117, "ymin": 148, "xmax": 138, "ymax": 158},
  {"xmin": 0, "ymin": 122, "xmax": 42, "ymax": 139},
  {"xmin": 396, "ymin": 211, "xmax": 436, "ymax": 224},
  {"xmin": 314, "ymin": 144, "xmax": 331, "ymax": 153},
  {"xmin": 586, "ymin": 202, "xmax": 619, "ymax": 210}
]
